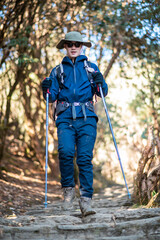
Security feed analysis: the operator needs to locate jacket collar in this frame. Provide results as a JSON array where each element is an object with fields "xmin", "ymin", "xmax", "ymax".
[{"xmin": 62, "ymin": 55, "xmax": 87, "ymax": 64}]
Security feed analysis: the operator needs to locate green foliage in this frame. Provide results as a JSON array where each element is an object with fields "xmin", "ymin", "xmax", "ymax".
[
  {"xmin": 141, "ymin": 128, "xmax": 147, "ymax": 139},
  {"xmin": 17, "ymin": 54, "xmax": 39, "ymax": 67},
  {"xmin": 152, "ymin": 190, "xmax": 157, "ymax": 197}
]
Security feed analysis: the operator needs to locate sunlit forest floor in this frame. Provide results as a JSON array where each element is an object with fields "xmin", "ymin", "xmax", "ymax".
[
  {"xmin": 1, "ymin": 157, "xmax": 160, "ymax": 240},
  {"xmin": 1, "ymin": 152, "xmax": 160, "ymax": 239},
  {"xmin": 0, "ymin": 150, "xmax": 128, "ymax": 218},
  {"xmin": 0, "ymin": 153, "xmax": 62, "ymax": 217}
]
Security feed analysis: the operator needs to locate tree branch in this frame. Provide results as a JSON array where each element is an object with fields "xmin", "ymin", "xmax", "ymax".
[{"xmin": 103, "ymin": 45, "xmax": 121, "ymax": 79}]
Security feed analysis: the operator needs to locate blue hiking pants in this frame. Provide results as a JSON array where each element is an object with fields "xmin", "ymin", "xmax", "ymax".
[{"xmin": 56, "ymin": 117, "xmax": 97, "ymax": 198}]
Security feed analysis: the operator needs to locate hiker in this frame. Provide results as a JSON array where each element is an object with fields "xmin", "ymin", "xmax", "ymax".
[{"xmin": 41, "ymin": 31, "xmax": 108, "ymax": 216}]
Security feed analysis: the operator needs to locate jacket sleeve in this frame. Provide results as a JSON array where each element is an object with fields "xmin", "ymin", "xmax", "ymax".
[
  {"xmin": 43, "ymin": 68, "xmax": 59, "ymax": 103},
  {"xmin": 91, "ymin": 63, "xmax": 108, "ymax": 97}
]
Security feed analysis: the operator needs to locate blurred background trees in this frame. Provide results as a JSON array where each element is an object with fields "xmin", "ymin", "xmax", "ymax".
[{"xmin": 0, "ymin": 0, "xmax": 159, "ymax": 205}]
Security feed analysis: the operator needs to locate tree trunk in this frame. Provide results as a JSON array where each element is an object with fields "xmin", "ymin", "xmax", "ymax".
[
  {"xmin": 133, "ymin": 126, "xmax": 160, "ymax": 206},
  {"xmin": 0, "ymin": 68, "xmax": 22, "ymax": 162}
]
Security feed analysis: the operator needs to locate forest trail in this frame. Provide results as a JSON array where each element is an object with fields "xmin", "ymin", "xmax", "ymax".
[{"xmin": 1, "ymin": 185, "xmax": 160, "ymax": 240}]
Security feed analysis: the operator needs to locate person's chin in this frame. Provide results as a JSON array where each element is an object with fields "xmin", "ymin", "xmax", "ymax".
[{"xmin": 71, "ymin": 54, "xmax": 78, "ymax": 58}]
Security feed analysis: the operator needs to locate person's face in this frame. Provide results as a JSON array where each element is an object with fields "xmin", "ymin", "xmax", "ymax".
[{"xmin": 64, "ymin": 41, "xmax": 82, "ymax": 60}]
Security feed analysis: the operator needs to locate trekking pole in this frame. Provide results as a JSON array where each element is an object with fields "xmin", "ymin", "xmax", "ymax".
[
  {"xmin": 44, "ymin": 78, "xmax": 50, "ymax": 208},
  {"xmin": 99, "ymin": 85, "xmax": 131, "ymax": 199}
]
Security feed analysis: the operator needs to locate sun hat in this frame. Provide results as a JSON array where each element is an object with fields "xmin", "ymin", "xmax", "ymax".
[{"xmin": 56, "ymin": 31, "xmax": 92, "ymax": 49}]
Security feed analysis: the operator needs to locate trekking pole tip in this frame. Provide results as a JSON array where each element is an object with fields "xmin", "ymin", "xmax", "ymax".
[
  {"xmin": 128, "ymin": 193, "xmax": 131, "ymax": 199},
  {"xmin": 44, "ymin": 202, "xmax": 48, "ymax": 208}
]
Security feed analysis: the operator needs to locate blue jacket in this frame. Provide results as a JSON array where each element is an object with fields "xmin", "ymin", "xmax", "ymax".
[{"xmin": 47, "ymin": 55, "xmax": 108, "ymax": 121}]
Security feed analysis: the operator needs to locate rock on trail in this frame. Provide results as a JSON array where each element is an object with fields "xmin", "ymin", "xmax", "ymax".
[{"xmin": 0, "ymin": 186, "xmax": 160, "ymax": 240}]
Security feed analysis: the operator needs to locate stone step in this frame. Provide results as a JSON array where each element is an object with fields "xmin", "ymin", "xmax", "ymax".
[
  {"xmin": 1, "ymin": 215, "xmax": 160, "ymax": 240},
  {"xmin": 1, "ymin": 186, "xmax": 160, "ymax": 240}
]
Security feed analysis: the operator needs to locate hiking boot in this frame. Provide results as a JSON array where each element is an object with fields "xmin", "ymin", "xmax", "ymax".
[
  {"xmin": 62, "ymin": 187, "xmax": 75, "ymax": 210},
  {"xmin": 79, "ymin": 197, "xmax": 96, "ymax": 217}
]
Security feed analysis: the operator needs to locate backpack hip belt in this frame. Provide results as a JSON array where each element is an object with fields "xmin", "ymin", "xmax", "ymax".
[{"xmin": 56, "ymin": 101, "xmax": 94, "ymax": 121}]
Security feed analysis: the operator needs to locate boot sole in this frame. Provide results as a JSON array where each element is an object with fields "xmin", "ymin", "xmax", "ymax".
[{"xmin": 82, "ymin": 210, "xmax": 96, "ymax": 217}]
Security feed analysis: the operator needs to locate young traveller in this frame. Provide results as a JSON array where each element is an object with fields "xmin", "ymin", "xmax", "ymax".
[{"xmin": 42, "ymin": 31, "xmax": 108, "ymax": 216}]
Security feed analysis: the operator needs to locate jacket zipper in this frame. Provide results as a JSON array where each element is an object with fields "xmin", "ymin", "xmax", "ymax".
[{"xmin": 73, "ymin": 64, "xmax": 76, "ymax": 101}]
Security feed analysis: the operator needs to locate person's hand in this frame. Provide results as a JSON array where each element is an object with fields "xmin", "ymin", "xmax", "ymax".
[
  {"xmin": 92, "ymin": 72, "xmax": 103, "ymax": 85},
  {"xmin": 41, "ymin": 78, "xmax": 52, "ymax": 92}
]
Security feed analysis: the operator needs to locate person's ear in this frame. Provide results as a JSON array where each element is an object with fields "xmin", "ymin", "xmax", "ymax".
[{"xmin": 80, "ymin": 45, "xmax": 83, "ymax": 52}]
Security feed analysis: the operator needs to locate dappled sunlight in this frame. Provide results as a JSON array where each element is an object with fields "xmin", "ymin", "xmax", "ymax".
[
  {"xmin": 103, "ymin": 186, "xmax": 125, "ymax": 197},
  {"xmin": 2, "ymin": 170, "xmax": 60, "ymax": 185},
  {"xmin": 0, "ymin": 154, "xmax": 62, "ymax": 217}
]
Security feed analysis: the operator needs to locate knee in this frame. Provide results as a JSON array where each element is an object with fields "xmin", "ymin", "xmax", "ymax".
[
  {"xmin": 77, "ymin": 156, "xmax": 93, "ymax": 168},
  {"xmin": 77, "ymin": 151, "xmax": 93, "ymax": 163},
  {"xmin": 59, "ymin": 145, "xmax": 75, "ymax": 159}
]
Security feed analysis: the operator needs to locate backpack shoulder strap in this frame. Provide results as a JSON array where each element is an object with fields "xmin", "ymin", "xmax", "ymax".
[
  {"xmin": 56, "ymin": 63, "xmax": 64, "ymax": 89},
  {"xmin": 84, "ymin": 60, "xmax": 94, "ymax": 87}
]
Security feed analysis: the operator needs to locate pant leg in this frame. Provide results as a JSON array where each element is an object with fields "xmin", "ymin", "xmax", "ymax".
[
  {"xmin": 57, "ymin": 120, "xmax": 76, "ymax": 188},
  {"xmin": 76, "ymin": 117, "xmax": 97, "ymax": 198}
]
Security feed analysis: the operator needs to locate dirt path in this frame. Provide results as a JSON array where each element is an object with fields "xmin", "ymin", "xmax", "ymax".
[{"xmin": 1, "ymin": 185, "xmax": 160, "ymax": 240}]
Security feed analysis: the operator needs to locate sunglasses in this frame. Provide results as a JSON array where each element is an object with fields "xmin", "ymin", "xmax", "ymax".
[{"xmin": 65, "ymin": 42, "xmax": 82, "ymax": 48}]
